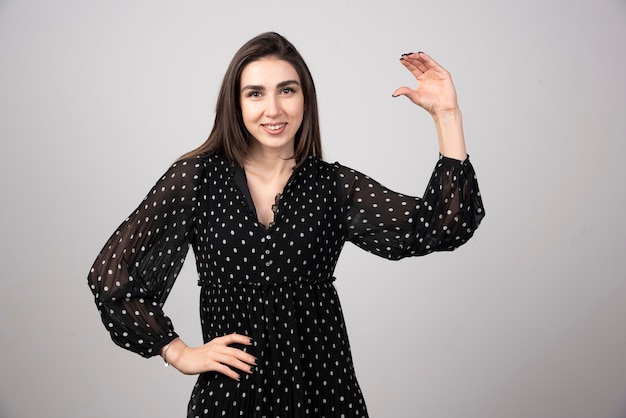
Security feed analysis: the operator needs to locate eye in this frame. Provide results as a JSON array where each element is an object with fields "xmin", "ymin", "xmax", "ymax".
[
  {"xmin": 246, "ymin": 91, "xmax": 262, "ymax": 98},
  {"xmin": 281, "ymin": 87, "xmax": 296, "ymax": 95}
]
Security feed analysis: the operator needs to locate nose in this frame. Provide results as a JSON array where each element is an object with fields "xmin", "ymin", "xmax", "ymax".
[{"xmin": 265, "ymin": 95, "xmax": 281, "ymax": 118}]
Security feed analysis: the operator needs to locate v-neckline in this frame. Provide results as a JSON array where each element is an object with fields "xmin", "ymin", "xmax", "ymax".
[{"xmin": 232, "ymin": 163, "xmax": 296, "ymax": 231}]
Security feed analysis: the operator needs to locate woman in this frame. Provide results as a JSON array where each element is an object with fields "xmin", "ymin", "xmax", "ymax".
[{"xmin": 88, "ymin": 32, "xmax": 484, "ymax": 417}]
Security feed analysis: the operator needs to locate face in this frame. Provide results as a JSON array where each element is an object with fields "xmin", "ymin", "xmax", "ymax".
[{"xmin": 240, "ymin": 57, "xmax": 304, "ymax": 156}]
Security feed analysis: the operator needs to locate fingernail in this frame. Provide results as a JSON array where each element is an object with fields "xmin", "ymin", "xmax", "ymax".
[
  {"xmin": 402, "ymin": 52, "xmax": 414, "ymax": 56},
  {"xmin": 392, "ymin": 94, "xmax": 399, "ymax": 98},
  {"xmin": 417, "ymin": 51, "xmax": 424, "ymax": 55}
]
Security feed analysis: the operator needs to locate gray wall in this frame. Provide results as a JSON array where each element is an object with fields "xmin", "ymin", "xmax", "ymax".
[{"xmin": 1, "ymin": 1, "xmax": 625, "ymax": 417}]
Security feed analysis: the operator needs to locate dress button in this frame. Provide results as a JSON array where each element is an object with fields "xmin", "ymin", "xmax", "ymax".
[{"xmin": 266, "ymin": 260, "xmax": 273, "ymax": 267}]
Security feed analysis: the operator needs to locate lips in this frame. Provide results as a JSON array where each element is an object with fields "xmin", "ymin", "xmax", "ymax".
[
  {"xmin": 262, "ymin": 123, "xmax": 287, "ymax": 134},
  {"xmin": 264, "ymin": 123, "xmax": 285, "ymax": 130}
]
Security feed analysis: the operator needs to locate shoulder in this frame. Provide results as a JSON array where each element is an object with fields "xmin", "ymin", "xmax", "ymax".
[
  {"xmin": 174, "ymin": 153, "xmax": 229, "ymax": 169},
  {"xmin": 300, "ymin": 156, "xmax": 357, "ymax": 174},
  {"xmin": 325, "ymin": 159, "xmax": 369, "ymax": 183},
  {"xmin": 297, "ymin": 157, "xmax": 343, "ymax": 180},
  {"xmin": 299, "ymin": 158, "xmax": 369, "ymax": 196},
  {"xmin": 155, "ymin": 155, "xmax": 228, "ymax": 193},
  {"xmin": 196, "ymin": 153, "xmax": 230, "ymax": 167},
  {"xmin": 163, "ymin": 156, "xmax": 207, "ymax": 181},
  {"xmin": 298, "ymin": 158, "xmax": 375, "ymax": 185},
  {"xmin": 166, "ymin": 154, "xmax": 231, "ymax": 178}
]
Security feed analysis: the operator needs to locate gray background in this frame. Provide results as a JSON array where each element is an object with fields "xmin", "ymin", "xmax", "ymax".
[{"xmin": 1, "ymin": 0, "xmax": 625, "ymax": 417}]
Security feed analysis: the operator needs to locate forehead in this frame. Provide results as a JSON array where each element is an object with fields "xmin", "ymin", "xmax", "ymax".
[{"xmin": 240, "ymin": 57, "xmax": 300, "ymax": 84}]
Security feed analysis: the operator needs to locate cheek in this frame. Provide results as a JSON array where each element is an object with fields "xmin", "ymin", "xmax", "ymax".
[
  {"xmin": 240, "ymin": 102, "xmax": 259, "ymax": 122},
  {"xmin": 290, "ymin": 98, "xmax": 305, "ymax": 119}
]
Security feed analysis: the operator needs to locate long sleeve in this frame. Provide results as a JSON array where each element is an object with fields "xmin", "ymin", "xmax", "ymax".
[
  {"xmin": 87, "ymin": 158, "xmax": 205, "ymax": 357},
  {"xmin": 336, "ymin": 156, "xmax": 484, "ymax": 260}
]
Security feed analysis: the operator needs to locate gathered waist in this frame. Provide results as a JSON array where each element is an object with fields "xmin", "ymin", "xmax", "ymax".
[{"xmin": 197, "ymin": 274, "xmax": 336, "ymax": 290}]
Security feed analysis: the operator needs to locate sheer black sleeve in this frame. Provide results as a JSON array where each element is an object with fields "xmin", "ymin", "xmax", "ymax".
[
  {"xmin": 335, "ymin": 156, "xmax": 484, "ymax": 260},
  {"xmin": 87, "ymin": 158, "xmax": 205, "ymax": 357}
]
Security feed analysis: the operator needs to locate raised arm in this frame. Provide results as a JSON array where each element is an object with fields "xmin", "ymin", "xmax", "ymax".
[
  {"xmin": 336, "ymin": 157, "xmax": 484, "ymax": 260},
  {"xmin": 338, "ymin": 52, "xmax": 483, "ymax": 259}
]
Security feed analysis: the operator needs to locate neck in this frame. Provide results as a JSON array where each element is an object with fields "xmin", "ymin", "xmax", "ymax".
[{"xmin": 244, "ymin": 145, "xmax": 296, "ymax": 177}]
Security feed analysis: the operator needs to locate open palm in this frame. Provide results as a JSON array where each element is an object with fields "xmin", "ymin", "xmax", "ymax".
[{"xmin": 393, "ymin": 52, "xmax": 459, "ymax": 115}]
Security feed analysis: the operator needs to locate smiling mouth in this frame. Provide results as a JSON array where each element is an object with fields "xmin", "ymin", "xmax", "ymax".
[{"xmin": 263, "ymin": 123, "xmax": 286, "ymax": 131}]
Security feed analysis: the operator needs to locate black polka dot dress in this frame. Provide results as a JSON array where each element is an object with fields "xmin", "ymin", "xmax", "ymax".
[{"xmin": 88, "ymin": 154, "xmax": 484, "ymax": 417}]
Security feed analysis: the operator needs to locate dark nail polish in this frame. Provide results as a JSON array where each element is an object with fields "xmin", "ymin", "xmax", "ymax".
[
  {"xmin": 392, "ymin": 94, "xmax": 399, "ymax": 98},
  {"xmin": 402, "ymin": 52, "xmax": 414, "ymax": 56}
]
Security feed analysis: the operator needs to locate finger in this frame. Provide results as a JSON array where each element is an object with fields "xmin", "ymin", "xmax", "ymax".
[
  {"xmin": 399, "ymin": 56, "xmax": 426, "ymax": 75},
  {"xmin": 213, "ymin": 362, "xmax": 242, "ymax": 381},
  {"xmin": 401, "ymin": 52, "xmax": 430, "ymax": 69},
  {"xmin": 225, "ymin": 357, "xmax": 256, "ymax": 374},
  {"xmin": 415, "ymin": 52, "xmax": 441, "ymax": 68},
  {"xmin": 216, "ymin": 333, "xmax": 253, "ymax": 346},
  {"xmin": 212, "ymin": 351, "xmax": 256, "ymax": 375},
  {"xmin": 414, "ymin": 52, "xmax": 451, "ymax": 77},
  {"xmin": 221, "ymin": 345, "xmax": 257, "ymax": 366},
  {"xmin": 205, "ymin": 341, "xmax": 257, "ymax": 365},
  {"xmin": 392, "ymin": 86, "xmax": 416, "ymax": 98}
]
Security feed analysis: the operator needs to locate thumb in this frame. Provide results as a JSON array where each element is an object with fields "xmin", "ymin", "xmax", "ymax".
[{"xmin": 392, "ymin": 85, "xmax": 416, "ymax": 99}]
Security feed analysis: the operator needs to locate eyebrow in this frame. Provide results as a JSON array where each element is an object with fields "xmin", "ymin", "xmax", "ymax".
[{"xmin": 241, "ymin": 80, "xmax": 301, "ymax": 92}]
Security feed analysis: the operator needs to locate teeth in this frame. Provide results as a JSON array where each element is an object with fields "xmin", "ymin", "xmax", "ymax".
[{"xmin": 266, "ymin": 124, "xmax": 284, "ymax": 131}]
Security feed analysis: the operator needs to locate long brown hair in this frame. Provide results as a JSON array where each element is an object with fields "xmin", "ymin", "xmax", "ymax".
[{"xmin": 179, "ymin": 32, "xmax": 322, "ymax": 165}]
